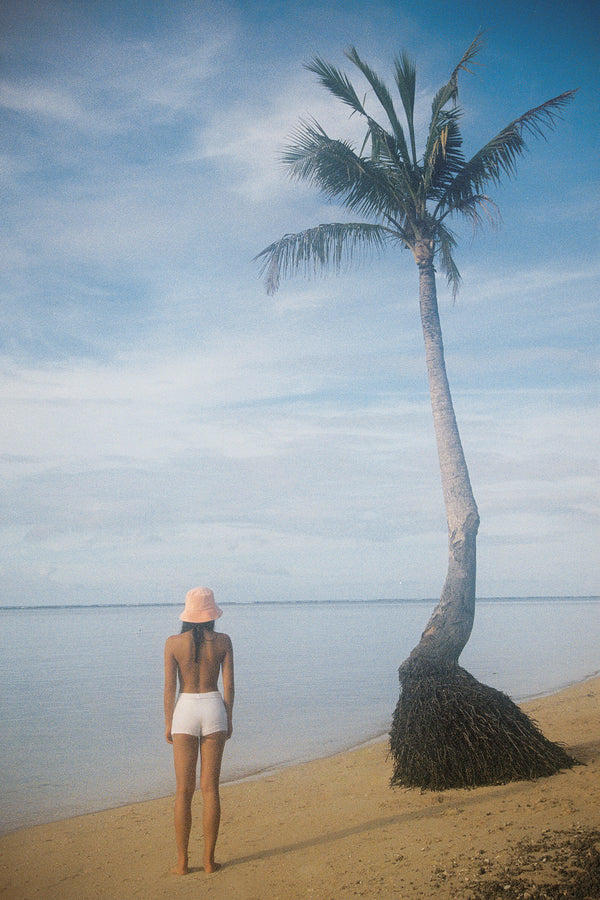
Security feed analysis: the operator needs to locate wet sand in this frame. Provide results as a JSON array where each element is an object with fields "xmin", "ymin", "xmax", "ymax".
[{"xmin": 1, "ymin": 675, "xmax": 598, "ymax": 899}]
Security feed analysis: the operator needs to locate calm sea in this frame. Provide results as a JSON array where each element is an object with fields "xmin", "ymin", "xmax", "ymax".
[{"xmin": 0, "ymin": 597, "xmax": 598, "ymax": 835}]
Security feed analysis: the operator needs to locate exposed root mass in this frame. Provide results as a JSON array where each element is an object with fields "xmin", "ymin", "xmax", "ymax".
[{"xmin": 390, "ymin": 661, "xmax": 576, "ymax": 790}]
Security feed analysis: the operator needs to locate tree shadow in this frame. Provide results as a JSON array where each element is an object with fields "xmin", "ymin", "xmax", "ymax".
[
  {"xmin": 565, "ymin": 739, "xmax": 599, "ymax": 765},
  {"xmin": 224, "ymin": 753, "xmax": 589, "ymax": 870}
]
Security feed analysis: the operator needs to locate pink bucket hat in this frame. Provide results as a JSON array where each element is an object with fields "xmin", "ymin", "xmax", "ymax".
[{"xmin": 179, "ymin": 587, "xmax": 223, "ymax": 623}]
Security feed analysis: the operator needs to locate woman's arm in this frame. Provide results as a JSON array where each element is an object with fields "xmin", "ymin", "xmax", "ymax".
[
  {"xmin": 163, "ymin": 637, "xmax": 178, "ymax": 744},
  {"xmin": 221, "ymin": 635, "xmax": 235, "ymax": 740}
]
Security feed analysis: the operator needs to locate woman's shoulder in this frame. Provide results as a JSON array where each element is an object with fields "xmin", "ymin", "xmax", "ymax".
[
  {"xmin": 165, "ymin": 631, "xmax": 187, "ymax": 649},
  {"xmin": 215, "ymin": 631, "xmax": 232, "ymax": 649}
]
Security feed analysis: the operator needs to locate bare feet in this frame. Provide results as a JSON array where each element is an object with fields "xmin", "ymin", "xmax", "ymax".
[
  {"xmin": 170, "ymin": 861, "xmax": 189, "ymax": 876},
  {"xmin": 204, "ymin": 861, "xmax": 221, "ymax": 874},
  {"xmin": 170, "ymin": 860, "xmax": 221, "ymax": 875}
]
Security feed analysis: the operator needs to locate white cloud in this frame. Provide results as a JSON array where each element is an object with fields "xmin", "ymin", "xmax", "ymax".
[
  {"xmin": 0, "ymin": 81, "xmax": 84, "ymax": 121},
  {"xmin": 1, "ymin": 327, "xmax": 597, "ymax": 603},
  {"xmin": 0, "ymin": 3, "xmax": 238, "ymax": 132},
  {"xmin": 458, "ymin": 260, "xmax": 600, "ymax": 306}
]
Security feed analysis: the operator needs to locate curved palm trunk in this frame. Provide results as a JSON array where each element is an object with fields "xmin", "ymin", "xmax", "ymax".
[
  {"xmin": 408, "ymin": 259, "xmax": 479, "ymax": 665},
  {"xmin": 390, "ymin": 256, "xmax": 575, "ymax": 790}
]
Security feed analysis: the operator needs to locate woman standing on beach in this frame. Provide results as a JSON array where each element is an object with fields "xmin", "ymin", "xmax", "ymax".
[{"xmin": 164, "ymin": 587, "xmax": 234, "ymax": 875}]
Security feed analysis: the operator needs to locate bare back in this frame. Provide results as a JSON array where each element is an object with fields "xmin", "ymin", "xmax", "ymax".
[{"xmin": 166, "ymin": 630, "xmax": 232, "ymax": 693}]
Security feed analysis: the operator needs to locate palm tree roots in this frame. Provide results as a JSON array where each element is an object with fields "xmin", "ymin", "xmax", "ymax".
[{"xmin": 389, "ymin": 660, "xmax": 577, "ymax": 790}]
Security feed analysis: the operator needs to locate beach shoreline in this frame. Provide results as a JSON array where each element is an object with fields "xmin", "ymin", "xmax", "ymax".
[{"xmin": 1, "ymin": 674, "xmax": 599, "ymax": 899}]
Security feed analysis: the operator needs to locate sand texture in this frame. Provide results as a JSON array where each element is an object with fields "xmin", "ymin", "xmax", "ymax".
[{"xmin": 1, "ymin": 675, "xmax": 599, "ymax": 899}]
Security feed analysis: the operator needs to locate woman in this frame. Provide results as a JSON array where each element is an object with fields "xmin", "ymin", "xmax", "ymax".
[{"xmin": 164, "ymin": 587, "xmax": 234, "ymax": 875}]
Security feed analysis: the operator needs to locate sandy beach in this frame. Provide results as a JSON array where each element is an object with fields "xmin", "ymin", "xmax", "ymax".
[{"xmin": 1, "ymin": 675, "xmax": 598, "ymax": 899}]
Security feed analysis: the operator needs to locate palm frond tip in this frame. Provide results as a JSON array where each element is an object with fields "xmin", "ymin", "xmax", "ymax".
[{"xmin": 255, "ymin": 223, "xmax": 390, "ymax": 295}]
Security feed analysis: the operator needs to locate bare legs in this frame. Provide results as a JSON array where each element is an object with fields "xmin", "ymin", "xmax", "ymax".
[
  {"xmin": 172, "ymin": 732, "xmax": 227, "ymax": 875},
  {"xmin": 199, "ymin": 732, "xmax": 227, "ymax": 872},
  {"xmin": 172, "ymin": 734, "xmax": 198, "ymax": 874}
]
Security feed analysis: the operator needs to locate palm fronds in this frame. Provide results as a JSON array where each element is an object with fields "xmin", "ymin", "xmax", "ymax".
[
  {"xmin": 448, "ymin": 31, "xmax": 485, "ymax": 89},
  {"xmin": 427, "ymin": 30, "xmax": 484, "ymax": 140},
  {"xmin": 305, "ymin": 55, "xmax": 367, "ymax": 118},
  {"xmin": 282, "ymin": 118, "xmax": 413, "ymax": 219},
  {"xmin": 393, "ymin": 51, "xmax": 418, "ymax": 164},
  {"xmin": 257, "ymin": 36, "xmax": 576, "ymax": 297},
  {"xmin": 423, "ymin": 107, "xmax": 465, "ymax": 196},
  {"xmin": 345, "ymin": 46, "xmax": 413, "ymax": 166},
  {"xmin": 435, "ymin": 222, "xmax": 462, "ymax": 297},
  {"xmin": 438, "ymin": 90, "xmax": 577, "ymax": 210},
  {"xmin": 255, "ymin": 222, "xmax": 390, "ymax": 295},
  {"xmin": 513, "ymin": 89, "xmax": 577, "ymax": 140}
]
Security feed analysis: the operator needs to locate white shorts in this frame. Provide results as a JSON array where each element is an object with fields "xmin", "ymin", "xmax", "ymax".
[{"xmin": 171, "ymin": 691, "xmax": 227, "ymax": 738}]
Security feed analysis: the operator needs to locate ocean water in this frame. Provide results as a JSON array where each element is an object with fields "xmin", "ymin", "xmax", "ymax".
[{"xmin": 0, "ymin": 597, "xmax": 598, "ymax": 835}]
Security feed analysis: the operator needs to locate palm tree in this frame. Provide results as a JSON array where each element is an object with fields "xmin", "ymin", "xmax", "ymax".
[{"xmin": 256, "ymin": 35, "xmax": 576, "ymax": 788}]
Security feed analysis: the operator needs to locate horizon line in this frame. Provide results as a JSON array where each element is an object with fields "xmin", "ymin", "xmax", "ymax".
[{"xmin": 0, "ymin": 595, "xmax": 598, "ymax": 612}]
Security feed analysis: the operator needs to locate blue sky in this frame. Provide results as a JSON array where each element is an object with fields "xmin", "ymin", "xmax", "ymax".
[{"xmin": 1, "ymin": 0, "xmax": 598, "ymax": 606}]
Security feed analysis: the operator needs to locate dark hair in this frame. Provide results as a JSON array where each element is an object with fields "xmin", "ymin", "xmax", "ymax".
[{"xmin": 181, "ymin": 620, "xmax": 215, "ymax": 662}]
